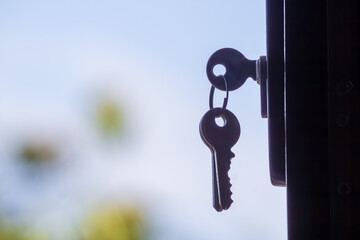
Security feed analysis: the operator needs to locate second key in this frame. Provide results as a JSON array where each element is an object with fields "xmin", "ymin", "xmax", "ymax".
[{"xmin": 200, "ymin": 107, "xmax": 241, "ymax": 212}]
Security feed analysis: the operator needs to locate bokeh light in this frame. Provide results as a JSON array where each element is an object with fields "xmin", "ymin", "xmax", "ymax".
[{"xmin": 0, "ymin": 1, "xmax": 286, "ymax": 239}]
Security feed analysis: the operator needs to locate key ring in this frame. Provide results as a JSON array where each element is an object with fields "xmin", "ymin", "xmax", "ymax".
[{"xmin": 209, "ymin": 75, "xmax": 229, "ymax": 110}]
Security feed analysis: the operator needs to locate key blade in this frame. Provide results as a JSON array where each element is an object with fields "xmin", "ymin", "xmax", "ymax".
[
  {"xmin": 213, "ymin": 148, "xmax": 235, "ymax": 211},
  {"xmin": 214, "ymin": 148, "xmax": 235, "ymax": 210},
  {"xmin": 212, "ymin": 149, "xmax": 223, "ymax": 212}
]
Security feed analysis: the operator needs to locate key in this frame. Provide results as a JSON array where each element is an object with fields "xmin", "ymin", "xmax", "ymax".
[{"xmin": 200, "ymin": 107, "xmax": 241, "ymax": 211}]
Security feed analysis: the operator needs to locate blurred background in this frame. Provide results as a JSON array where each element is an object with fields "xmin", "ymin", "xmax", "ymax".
[{"xmin": 0, "ymin": 0, "xmax": 286, "ymax": 239}]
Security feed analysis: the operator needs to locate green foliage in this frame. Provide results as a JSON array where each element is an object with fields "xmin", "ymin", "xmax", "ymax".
[
  {"xmin": 96, "ymin": 100, "xmax": 125, "ymax": 137},
  {"xmin": 81, "ymin": 206, "xmax": 146, "ymax": 240},
  {"xmin": 0, "ymin": 220, "xmax": 49, "ymax": 240},
  {"xmin": 20, "ymin": 142, "xmax": 57, "ymax": 164}
]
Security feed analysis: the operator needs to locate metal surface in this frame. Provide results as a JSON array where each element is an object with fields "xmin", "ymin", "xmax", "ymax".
[
  {"xmin": 256, "ymin": 56, "xmax": 268, "ymax": 118},
  {"xmin": 266, "ymin": 0, "xmax": 286, "ymax": 186},
  {"xmin": 284, "ymin": 0, "xmax": 360, "ymax": 239},
  {"xmin": 327, "ymin": 0, "xmax": 360, "ymax": 238},
  {"xmin": 285, "ymin": 0, "xmax": 330, "ymax": 238}
]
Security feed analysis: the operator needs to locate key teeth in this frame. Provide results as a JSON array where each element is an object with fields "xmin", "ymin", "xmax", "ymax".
[
  {"xmin": 219, "ymin": 173, "xmax": 233, "ymax": 210},
  {"xmin": 223, "ymin": 159, "xmax": 233, "ymax": 210},
  {"xmin": 214, "ymin": 150, "xmax": 236, "ymax": 212}
]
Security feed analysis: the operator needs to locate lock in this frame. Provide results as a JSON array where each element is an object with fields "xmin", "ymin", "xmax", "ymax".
[{"xmin": 206, "ymin": 48, "xmax": 285, "ymax": 186}]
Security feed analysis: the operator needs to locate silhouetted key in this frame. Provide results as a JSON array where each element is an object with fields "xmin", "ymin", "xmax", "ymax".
[{"xmin": 200, "ymin": 107, "xmax": 240, "ymax": 211}]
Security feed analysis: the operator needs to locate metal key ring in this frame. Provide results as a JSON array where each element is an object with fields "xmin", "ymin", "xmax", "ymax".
[{"xmin": 209, "ymin": 74, "xmax": 229, "ymax": 110}]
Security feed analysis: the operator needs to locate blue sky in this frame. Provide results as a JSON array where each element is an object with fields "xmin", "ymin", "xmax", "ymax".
[{"xmin": 0, "ymin": 1, "xmax": 286, "ymax": 239}]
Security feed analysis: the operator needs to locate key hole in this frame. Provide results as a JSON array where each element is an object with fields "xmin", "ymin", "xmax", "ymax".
[
  {"xmin": 215, "ymin": 115, "xmax": 227, "ymax": 127},
  {"xmin": 213, "ymin": 64, "xmax": 226, "ymax": 77}
]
